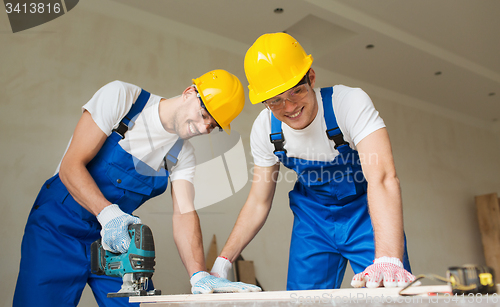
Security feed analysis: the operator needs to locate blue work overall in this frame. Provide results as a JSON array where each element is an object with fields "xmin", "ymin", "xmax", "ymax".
[
  {"xmin": 269, "ymin": 87, "xmax": 411, "ymax": 290},
  {"xmin": 13, "ymin": 90, "xmax": 183, "ymax": 307}
]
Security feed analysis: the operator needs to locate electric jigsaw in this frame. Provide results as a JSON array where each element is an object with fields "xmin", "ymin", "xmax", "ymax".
[{"xmin": 91, "ymin": 224, "xmax": 161, "ymax": 297}]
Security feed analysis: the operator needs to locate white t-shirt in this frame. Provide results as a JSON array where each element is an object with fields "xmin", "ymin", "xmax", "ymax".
[
  {"xmin": 57, "ymin": 81, "xmax": 195, "ymax": 183},
  {"xmin": 250, "ymin": 85, "xmax": 386, "ymax": 167}
]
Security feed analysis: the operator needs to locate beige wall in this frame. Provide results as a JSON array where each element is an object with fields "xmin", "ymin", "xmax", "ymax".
[{"xmin": 1, "ymin": 1, "xmax": 499, "ymax": 306}]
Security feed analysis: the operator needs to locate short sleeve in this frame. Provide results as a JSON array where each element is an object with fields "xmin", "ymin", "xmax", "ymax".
[
  {"xmin": 335, "ymin": 87, "xmax": 386, "ymax": 146},
  {"xmin": 82, "ymin": 81, "xmax": 141, "ymax": 136},
  {"xmin": 250, "ymin": 110, "xmax": 279, "ymax": 167},
  {"xmin": 170, "ymin": 141, "xmax": 196, "ymax": 183}
]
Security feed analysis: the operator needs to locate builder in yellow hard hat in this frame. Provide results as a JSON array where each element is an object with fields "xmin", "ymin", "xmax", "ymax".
[
  {"xmin": 210, "ymin": 33, "xmax": 416, "ymax": 290},
  {"xmin": 13, "ymin": 69, "xmax": 260, "ymax": 307}
]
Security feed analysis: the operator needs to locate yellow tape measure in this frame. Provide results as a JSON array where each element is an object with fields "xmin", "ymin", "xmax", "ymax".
[
  {"xmin": 400, "ymin": 265, "xmax": 496, "ymax": 296},
  {"xmin": 447, "ymin": 265, "xmax": 496, "ymax": 294}
]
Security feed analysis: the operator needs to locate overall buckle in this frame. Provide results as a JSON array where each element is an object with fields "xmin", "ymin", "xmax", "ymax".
[
  {"xmin": 113, "ymin": 121, "xmax": 129, "ymax": 139},
  {"xmin": 270, "ymin": 132, "xmax": 287, "ymax": 154},
  {"xmin": 326, "ymin": 128, "xmax": 349, "ymax": 149}
]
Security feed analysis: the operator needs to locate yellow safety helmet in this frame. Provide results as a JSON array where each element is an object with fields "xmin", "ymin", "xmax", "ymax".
[
  {"xmin": 192, "ymin": 69, "xmax": 245, "ymax": 135},
  {"xmin": 244, "ymin": 32, "xmax": 313, "ymax": 104}
]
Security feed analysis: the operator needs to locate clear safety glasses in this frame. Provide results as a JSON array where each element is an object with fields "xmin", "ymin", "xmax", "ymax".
[
  {"xmin": 263, "ymin": 73, "xmax": 310, "ymax": 111},
  {"xmin": 197, "ymin": 93, "xmax": 221, "ymax": 133}
]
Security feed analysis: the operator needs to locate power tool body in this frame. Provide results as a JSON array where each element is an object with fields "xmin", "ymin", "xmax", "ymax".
[{"xmin": 91, "ymin": 224, "xmax": 161, "ymax": 297}]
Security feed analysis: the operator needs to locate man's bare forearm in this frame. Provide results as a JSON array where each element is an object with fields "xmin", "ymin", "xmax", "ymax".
[
  {"xmin": 367, "ymin": 175, "xmax": 404, "ymax": 260},
  {"xmin": 173, "ymin": 211, "xmax": 206, "ymax": 277},
  {"xmin": 220, "ymin": 198, "xmax": 272, "ymax": 262},
  {"xmin": 60, "ymin": 161, "xmax": 111, "ymax": 216},
  {"xmin": 219, "ymin": 164, "xmax": 279, "ymax": 262}
]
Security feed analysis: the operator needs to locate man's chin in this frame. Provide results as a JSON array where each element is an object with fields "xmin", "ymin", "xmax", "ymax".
[{"xmin": 283, "ymin": 119, "xmax": 308, "ymax": 130}]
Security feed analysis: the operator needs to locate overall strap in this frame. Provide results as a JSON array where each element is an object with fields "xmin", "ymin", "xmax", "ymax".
[
  {"xmin": 112, "ymin": 89, "xmax": 151, "ymax": 139},
  {"xmin": 163, "ymin": 138, "xmax": 184, "ymax": 172},
  {"xmin": 109, "ymin": 88, "xmax": 184, "ymax": 172},
  {"xmin": 320, "ymin": 87, "xmax": 349, "ymax": 150},
  {"xmin": 270, "ymin": 113, "xmax": 287, "ymax": 154}
]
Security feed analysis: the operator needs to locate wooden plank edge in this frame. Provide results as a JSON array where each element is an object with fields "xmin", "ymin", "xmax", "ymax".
[{"xmin": 130, "ymin": 285, "xmax": 457, "ymax": 303}]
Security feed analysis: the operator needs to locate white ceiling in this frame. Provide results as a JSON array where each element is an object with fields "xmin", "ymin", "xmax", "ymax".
[{"xmin": 113, "ymin": 0, "xmax": 500, "ymax": 123}]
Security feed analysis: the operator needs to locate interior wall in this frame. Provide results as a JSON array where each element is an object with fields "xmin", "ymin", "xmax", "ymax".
[{"xmin": 1, "ymin": 1, "xmax": 499, "ymax": 306}]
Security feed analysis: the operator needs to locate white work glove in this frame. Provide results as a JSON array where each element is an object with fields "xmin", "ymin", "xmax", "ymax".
[
  {"xmin": 97, "ymin": 204, "xmax": 141, "ymax": 254},
  {"xmin": 190, "ymin": 271, "xmax": 262, "ymax": 294},
  {"xmin": 351, "ymin": 256, "xmax": 417, "ymax": 288},
  {"xmin": 210, "ymin": 256, "xmax": 232, "ymax": 279}
]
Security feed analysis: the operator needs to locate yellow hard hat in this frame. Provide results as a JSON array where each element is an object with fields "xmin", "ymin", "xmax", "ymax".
[
  {"xmin": 192, "ymin": 69, "xmax": 245, "ymax": 135},
  {"xmin": 244, "ymin": 32, "xmax": 313, "ymax": 104}
]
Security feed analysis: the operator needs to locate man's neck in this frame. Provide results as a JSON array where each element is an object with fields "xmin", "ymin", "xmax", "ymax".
[{"xmin": 158, "ymin": 97, "xmax": 179, "ymax": 133}]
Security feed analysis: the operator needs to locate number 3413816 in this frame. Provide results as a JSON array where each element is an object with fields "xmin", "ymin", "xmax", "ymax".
[{"xmin": 5, "ymin": 3, "xmax": 61, "ymax": 14}]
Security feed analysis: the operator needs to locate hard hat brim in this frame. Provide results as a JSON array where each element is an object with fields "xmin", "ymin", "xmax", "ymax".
[
  {"xmin": 248, "ymin": 55, "xmax": 313, "ymax": 104},
  {"xmin": 193, "ymin": 83, "xmax": 231, "ymax": 135}
]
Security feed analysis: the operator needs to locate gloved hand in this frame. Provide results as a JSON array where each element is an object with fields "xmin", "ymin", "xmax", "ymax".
[
  {"xmin": 210, "ymin": 256, "xmax": 232, "ymax": 279},
  {"xmin": 190, "ymin": 271, "xmax": 262, "ymax": 294},
  {"xmin": 351, "ymin": 256, "xmax": 416, "ymax": 288},
  {"xmin": 97, "ymin": 204, "xmax": 141, "ymax": 254}
]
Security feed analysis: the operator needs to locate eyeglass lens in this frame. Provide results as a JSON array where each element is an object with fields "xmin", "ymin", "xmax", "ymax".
[{"xmin": 264, "ymin": 84, "xmax": 308, "ymax": 110}]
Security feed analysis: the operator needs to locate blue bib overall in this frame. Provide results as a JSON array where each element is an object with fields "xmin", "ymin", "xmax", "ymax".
[
  {"xmin": 14, "ymin": 90, "xmax": 183, "ymax": 307},
  {"xmin": 269, "ymin": 87, "xmax": 411, "ymax": 290}
]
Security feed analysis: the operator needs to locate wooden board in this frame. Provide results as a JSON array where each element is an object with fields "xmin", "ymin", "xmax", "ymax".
[
  {"xmin": 475, "ymin": 193, "xmax": 500, "ymax": 282},
  {"xmin": 130, "ymin": 285, "xmax": 456, "ymax": 304}
]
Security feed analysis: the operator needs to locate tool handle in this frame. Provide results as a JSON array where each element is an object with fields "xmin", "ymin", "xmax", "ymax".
[{"xmin": 90, "ymin": 239, "xmax": 106, "ymax": 275}]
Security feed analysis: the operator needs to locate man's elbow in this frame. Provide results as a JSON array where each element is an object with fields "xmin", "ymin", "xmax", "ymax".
[
  {"xmin": 59, "ymin": 157, "xmax": 79, "ymax": 186},
  {"xmin": 369, "ymin": 171, "xmax": 400, "ymax": 189},
  {"xmin": 384, "ymin": 172, "xmax": 400, "ymax": 186},
  {"xmin": 59, "ymin": 159, "xmax": 70, "ymax": 185}
]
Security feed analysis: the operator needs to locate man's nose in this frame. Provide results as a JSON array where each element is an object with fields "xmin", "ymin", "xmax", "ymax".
[
  {"xmin": 283, "ymin": 97, "xmax": 297, "ymax": 111},
  {"xmin": 198, "ymin": 123, "xmax": 208, "ymax": 134},
  {"xmin": 197, "ymin": 121, "xmax": 212, "ymax": 134}
]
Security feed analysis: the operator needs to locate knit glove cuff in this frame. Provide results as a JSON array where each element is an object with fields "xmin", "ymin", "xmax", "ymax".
[
  {"xmin": 210, "ymin": 257, "xmax": 232, "ymax": 279},
  {"xmin": 374, "ymin": 256, "xmax": 404, "ymax": 268},
  {"xmin": 190, "ymin": 271, "xmax": 210, "ymax": 286},
  {"xmin": 96, "ymin": 204, "xmax": 124, "ymax": 225}
]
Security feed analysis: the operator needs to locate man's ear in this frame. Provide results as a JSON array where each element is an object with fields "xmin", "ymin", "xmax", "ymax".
[
  {"xmin": 308, "ymin": 68, "xmax": 316, "ymax": 88},
  {"xmin": 182, "ymin": 86, "xmax": 196, "ymax": 100}
]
